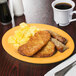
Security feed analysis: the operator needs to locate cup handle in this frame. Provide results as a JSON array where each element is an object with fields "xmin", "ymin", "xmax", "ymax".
[{"xmin": 70, "ymin": 11, "xmax": 76, "ymax": 22}]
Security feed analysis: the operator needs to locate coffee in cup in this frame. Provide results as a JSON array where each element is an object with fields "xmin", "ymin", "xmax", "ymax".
[{"xmin": 52, "ymin": 0, "xmax": 76, "ymax": 26}]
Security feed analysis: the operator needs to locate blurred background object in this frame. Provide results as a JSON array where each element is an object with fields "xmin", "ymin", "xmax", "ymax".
[
  {"xmin": 12, "ymin": 0, "xmax": 24, "ymax": 16},
  {"xmin": 0, "ymin": 0, "xmax": 12, "ymax": 25},
  {"xmin": 22, "ymin": 0, "xmax": 53, "ymax": 24}
]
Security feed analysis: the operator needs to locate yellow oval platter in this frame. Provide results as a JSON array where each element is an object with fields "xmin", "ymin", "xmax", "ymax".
[{"xmin": 2, "ymin": 24, "xmax": 74, "ymax": 64}]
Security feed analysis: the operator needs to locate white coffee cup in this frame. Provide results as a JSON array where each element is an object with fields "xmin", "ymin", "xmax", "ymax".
[{"xmin": 52, "ymin": 0, "xmax": 76, "ymax": 26}]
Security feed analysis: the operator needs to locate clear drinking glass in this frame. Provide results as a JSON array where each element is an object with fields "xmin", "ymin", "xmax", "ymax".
[{"xmin": 0, "ymin": 0, "xmax": 12, "ymax": 25}]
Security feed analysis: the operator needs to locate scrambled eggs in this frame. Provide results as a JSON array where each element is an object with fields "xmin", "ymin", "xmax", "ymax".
[{"xmin": 8, "ymin": 22, "xmax": 40, "ymax": 49}]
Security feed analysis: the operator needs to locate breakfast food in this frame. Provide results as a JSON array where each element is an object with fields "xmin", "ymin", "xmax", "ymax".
[
  {"xmin": 8, "ymin": 22, "xmax": 68, "ymax": 58},
  {"xmin": 18, "ymin": 31, "xmax": 51, "ymax": 56},
  {"xmin": 51, "ymin": 38, "xmax": 68, "ymax": 52},
  {"xmin": 48, "ymin": 30, "xmax": 67, "ymax": 44},
  {"xmin": 8, "ymin": 23, "xmax": 40, "ymax": 49},
  {"xmin": 33, "ymin": 41, "xmax": 55, "ymax": 57}
]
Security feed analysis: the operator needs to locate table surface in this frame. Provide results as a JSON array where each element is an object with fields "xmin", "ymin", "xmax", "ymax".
[{"xmin": 0, "ymin": 0, "xmax": 76, "ymax": 76}]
